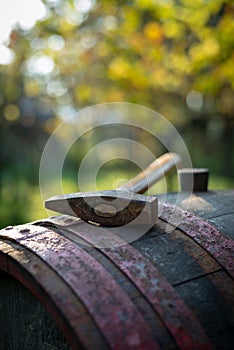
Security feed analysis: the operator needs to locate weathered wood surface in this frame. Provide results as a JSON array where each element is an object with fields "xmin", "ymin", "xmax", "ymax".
[
  {"xmin": 0, "ymin": 270, "xmax": 71, "ymax": 350},
  {"xmin": 0, "ymin": 190, "xmax": 233, "ymax": 349},
  {"xmin": 158, "ymin": 190, "xmax": 234, "ymax": 246},
  {"xmin": 161, "ymin": 190, "xmax": 234, "ymax": 221}
]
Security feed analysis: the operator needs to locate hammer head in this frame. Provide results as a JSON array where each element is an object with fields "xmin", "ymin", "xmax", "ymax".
[{"xmin": 45, "ymin": 190, "xmax": 158, "ymax": 227}]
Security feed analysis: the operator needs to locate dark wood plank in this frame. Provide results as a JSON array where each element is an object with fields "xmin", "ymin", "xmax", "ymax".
[
  {"xmin": 133, "ymin": 227, "xmax": 220, "ymax": 285},
  {"xmin": 175, "ymin": 271, "xmax": 234, "ymax": 350},
  {"xmin": 0, "ymin": 273, "xmax": 71, "ymax": 350}
]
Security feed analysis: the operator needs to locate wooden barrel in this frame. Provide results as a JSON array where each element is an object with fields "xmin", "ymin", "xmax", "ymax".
[{"xmin": 0, "ymin": 190, "xmax": 233, "ymax": 350}]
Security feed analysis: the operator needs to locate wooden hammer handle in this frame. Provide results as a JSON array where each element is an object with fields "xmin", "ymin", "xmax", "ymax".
[{"xmin": 118, "ymin": 152, "xmax": 181, "ymax": 194}]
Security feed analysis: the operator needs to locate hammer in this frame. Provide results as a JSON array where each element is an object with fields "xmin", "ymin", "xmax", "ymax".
[{"xmin": 45, "ymin": 153, "xmax": 181, "ymax": 226}]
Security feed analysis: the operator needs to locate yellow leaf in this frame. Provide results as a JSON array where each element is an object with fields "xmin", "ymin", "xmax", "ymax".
[
  {"xmin": 163, "ymin": 21, "xmax": 185, "ymax": 39},
  {"xmin": 108, "ymin": 57, "xmax": 131, "ymax": 80},
  {"xmin": 144, "ymin": 22, "xmax": 163, "ymax": 42}
]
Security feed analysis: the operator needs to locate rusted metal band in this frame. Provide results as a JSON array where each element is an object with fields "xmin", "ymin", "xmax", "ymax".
[
  {"xmin": 0, "ymin": 225, "xmax": 159, "ymax": 350},
  {"xmin": 47, "ymin": 217, "xmax": 213, "ymax": 350},
  {"xmin": 103, "ymin": 245, "xmax": 213, "ymax": 350},
  {"xmin": 159, "ymin": 202, "xmax": 234, "ymax": 279}
]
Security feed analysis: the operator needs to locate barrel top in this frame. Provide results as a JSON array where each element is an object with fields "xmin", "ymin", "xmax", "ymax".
[
  {"xmin": 158, "ymin": 190, "xmax": 234, "ymax": 220},
  {"xmin": 158, "ymin": 190, "xmax": 234, "ymax": 251}
]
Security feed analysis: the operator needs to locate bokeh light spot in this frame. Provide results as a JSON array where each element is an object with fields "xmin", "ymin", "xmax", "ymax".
[
  {"xmin": 47, "ymin": 35, "xmax": 65, "ymax": 51},
  {"xmin": 186, "ymin": 90, "xmax": 203, "ymax": 111},
  {"xmin": 26, "ymin": 55, "xmax": 54, "ymax": 75},
  {"xmin": 3, "ymin": 104, "xmax": 20, "ymax": 122}
]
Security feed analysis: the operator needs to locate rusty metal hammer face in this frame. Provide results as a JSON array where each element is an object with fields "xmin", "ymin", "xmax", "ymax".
[
  {"xmin": 45, "ymin": 153, "xmax": 181, "ymax": 226},
  {"xmin": 45, "ymin": 190, "xmax": 157, "ymax": 226}
]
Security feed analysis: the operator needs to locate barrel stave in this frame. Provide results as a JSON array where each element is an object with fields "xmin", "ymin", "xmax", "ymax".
[
  {"xmin": 132, "ymin": 226, "xmax": 221, "ymax": 285},
  {"xmin": 175, "ymin": 270, "xmax": 234, "ymax": 350},
  {"xmin": 0, "ymin": 273, "xmax": 71, "ymax": 350}
]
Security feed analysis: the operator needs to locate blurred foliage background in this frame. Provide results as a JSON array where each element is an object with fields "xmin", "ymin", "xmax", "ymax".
[{"xmin": 0, "ymin": 0, "xmax": 234, "ymax": 228}]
